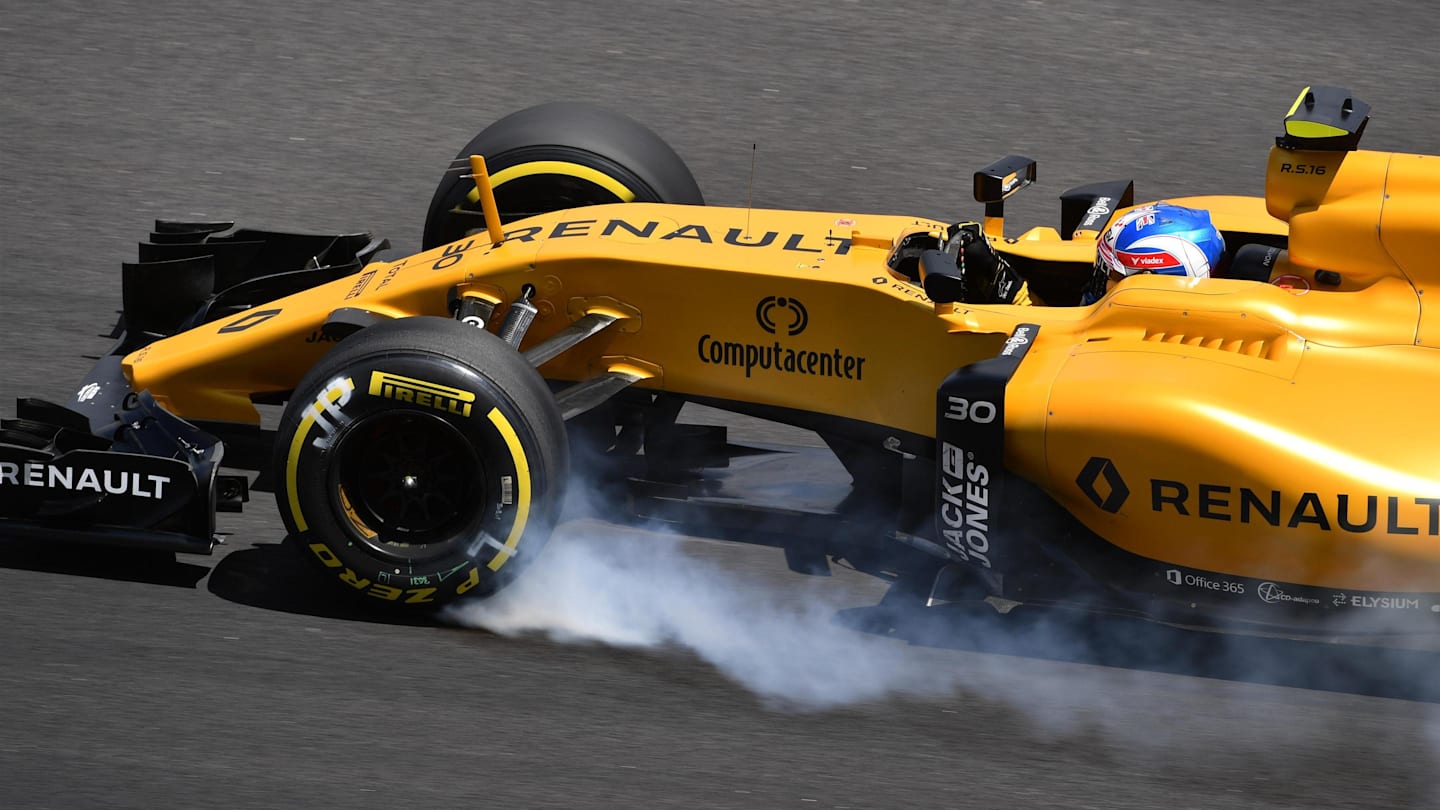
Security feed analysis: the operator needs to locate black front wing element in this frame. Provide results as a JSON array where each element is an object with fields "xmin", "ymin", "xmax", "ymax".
[
  {"xmin": 0, "ymin": 222, "xmax": 386, "ymax": 555},
  {"xmin": 110, "ymin": 220, "xmax": 389, "ymax": 356}
]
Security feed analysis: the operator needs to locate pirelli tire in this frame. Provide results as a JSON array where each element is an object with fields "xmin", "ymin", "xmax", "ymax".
[
  {"xmin": 274, "ymin": 316, "xmax": 569, "ymax": 609},
  {"xmin": 422, "ymin": 101, "xmax": 705, "ymax": 250}
]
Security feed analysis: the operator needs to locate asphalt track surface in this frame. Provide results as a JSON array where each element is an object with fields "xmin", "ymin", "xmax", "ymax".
[{"xmin": 4, "ymin": 2, "xmax": 1440, "ymax": 808}]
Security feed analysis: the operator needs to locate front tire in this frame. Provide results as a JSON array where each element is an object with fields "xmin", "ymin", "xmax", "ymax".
[
  {"xmin": 422, "ymin": 102, "xmax": 704, "ymax": 250},
  {"xmin": 273, "ymin": 317, "xmax": 568, "ymax": 608}
]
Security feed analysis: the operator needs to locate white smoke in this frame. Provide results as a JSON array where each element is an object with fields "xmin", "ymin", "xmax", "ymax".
[
  {"xmin": 445, "ymin": 507, "xmax": 1440, "ymax": 723},
  {"xmin": 442, "ymin": 448, "xmax": 1440, "ymax": 736},
  {"xmin": 446, "ymin": 518, "xmax": 945, "ymax": 710},
  {"xmin": 443, "ymin": 512, "xmax": 1307, "ymax": 749}
]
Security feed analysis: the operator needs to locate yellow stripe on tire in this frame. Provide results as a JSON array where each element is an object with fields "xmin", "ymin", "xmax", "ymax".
[
  {"xmin": 285, "ymin": 411, "xmax": 319, "ymax": 532},
  {"xmin": 464, "ymin": 160, "xmax": 637, "ymax": 207},
  {"xmin": 485, "ymin": 406, "xmax": 532, "ymax": 571}
]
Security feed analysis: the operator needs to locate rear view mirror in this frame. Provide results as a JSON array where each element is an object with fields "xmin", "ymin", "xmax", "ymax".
[
  {"xmin": 973, "ymin": 155, "xmax": 1037, "ymax": 239},
  {"xmin": 973, "ymin": 155, "xmax": 1037, "ymax": 204}
]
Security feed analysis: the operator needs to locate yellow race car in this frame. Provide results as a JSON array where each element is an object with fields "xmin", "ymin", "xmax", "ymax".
[{"xmin": 2, "ymin": 85, "xmax": 1435, "ymax": 635}]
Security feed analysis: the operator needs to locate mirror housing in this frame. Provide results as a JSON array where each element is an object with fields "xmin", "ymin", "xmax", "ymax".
[{"xmin": 972, "ymin": 155, "xmax": 1037, "ymax": 239}]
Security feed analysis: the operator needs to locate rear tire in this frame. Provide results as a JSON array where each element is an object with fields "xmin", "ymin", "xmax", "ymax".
[
  {"xmin": 273, "ymin": 317, "xmax": 568, "ymax": 608},
  {"xmin": 422, "ymin": 102, "xmax": 704, "ymax": 250}
]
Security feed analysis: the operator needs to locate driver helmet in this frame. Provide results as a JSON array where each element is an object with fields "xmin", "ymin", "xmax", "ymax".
[{"xmin": 1081, "ymin": 202, "xmax": 1225, "ymax": 304}]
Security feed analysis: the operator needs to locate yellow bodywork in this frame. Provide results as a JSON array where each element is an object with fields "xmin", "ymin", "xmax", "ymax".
[{"xmin": 122, "ymin": 139, "xmax": 1440, "ymax": 593}]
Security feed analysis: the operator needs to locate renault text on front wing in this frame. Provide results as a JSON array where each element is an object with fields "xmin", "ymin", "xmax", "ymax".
[{"xmin": 0, "ymin": 461, "xmax": 171, "ymax": 500}]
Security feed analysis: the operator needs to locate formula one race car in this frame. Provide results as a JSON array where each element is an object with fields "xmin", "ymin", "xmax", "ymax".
[{"xmin": 3, "ymin": 86, "xmax": 1437, "ymax": 636}]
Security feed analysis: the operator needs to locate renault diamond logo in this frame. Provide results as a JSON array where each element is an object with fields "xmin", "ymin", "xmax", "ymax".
[{"xmin": 1076, "ymin": 456, "xmax": 1129, "ymax": 513}]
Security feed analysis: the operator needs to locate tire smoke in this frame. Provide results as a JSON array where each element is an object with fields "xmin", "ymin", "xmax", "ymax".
[
  {"xmin": 446, "ymin": 486, "xmax": 1440, "ymax": 716},
  {"xmin": 445, "ymin": 518, "xmax": 942, "ymax": 709}
]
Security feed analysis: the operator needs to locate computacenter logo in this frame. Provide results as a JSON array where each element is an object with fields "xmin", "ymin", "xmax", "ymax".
[
  {"xmin": 1076, "ymin": 456, "xmax": 1130, "ymax": 513},
  {"xmin": 697, "ymin": 296, "xmax": 866, "ymax": 381},
  {"xmin": 755, "ymin": 296, "xmax": 808, "ymax": 336}
]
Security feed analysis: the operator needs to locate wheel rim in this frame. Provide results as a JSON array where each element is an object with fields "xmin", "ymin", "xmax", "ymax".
[{"xmin": 331, "ymin": 411, "xmax": 486, "ymax": 561}]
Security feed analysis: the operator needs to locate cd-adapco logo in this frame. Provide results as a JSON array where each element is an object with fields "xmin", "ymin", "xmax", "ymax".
[
  {"xmin": 1257, "ymin": 581, "xmax": 1319, "ymax": 605},
  {"xmin": 756, "ymin": 296, "xmax": 808, "ymax": 336}
]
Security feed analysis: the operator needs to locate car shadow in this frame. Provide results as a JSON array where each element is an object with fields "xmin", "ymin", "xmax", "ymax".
[
  {"xmin": 0, "ymin": 538, "xmax": 209, "ymax": 589},
  {"xmin": 837, "ymin": 600, "xmax": 1440, "ymax": 704},
  {"xmin": 205, "ymin": 541, "xmax": 448, "ymax": 628}
]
